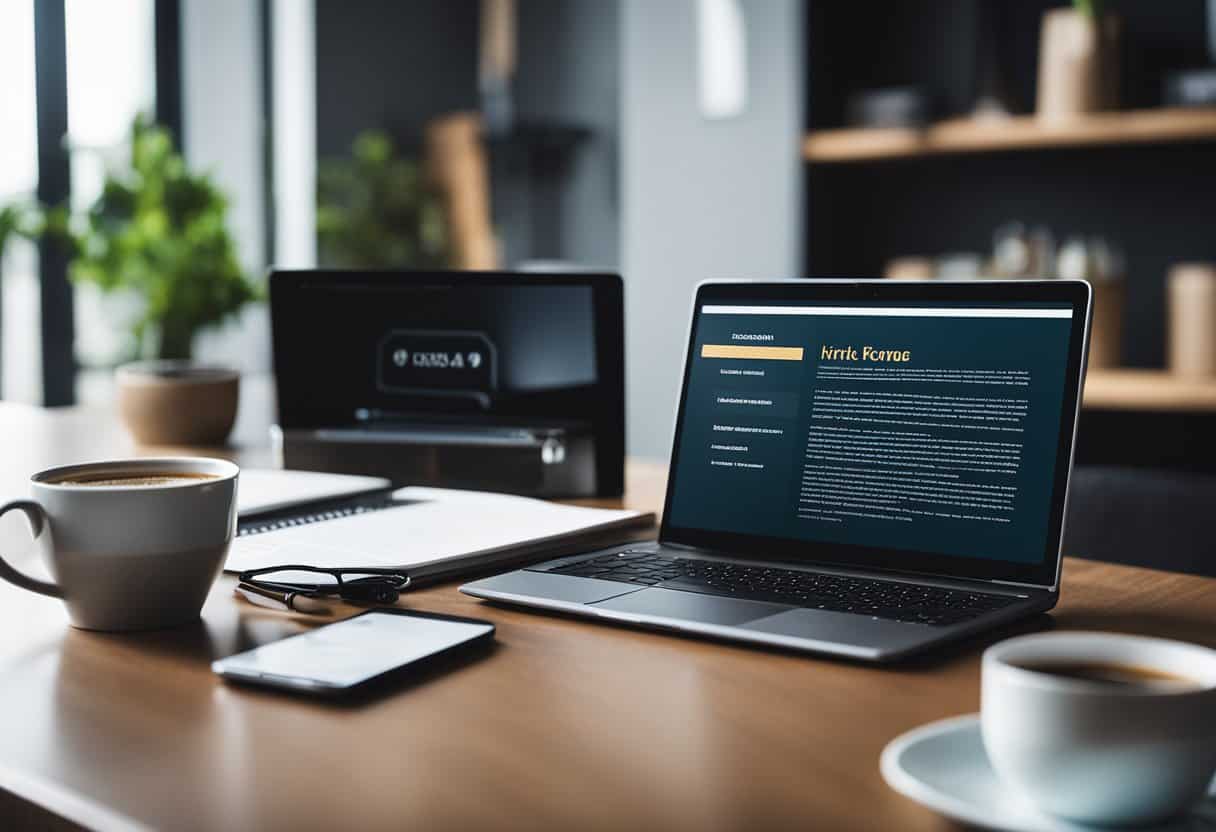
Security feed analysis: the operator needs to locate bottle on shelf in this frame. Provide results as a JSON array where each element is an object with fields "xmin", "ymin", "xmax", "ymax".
[{"xmin": 1168, "ymin": 263, "xmax": 1216, "ymax": 377}]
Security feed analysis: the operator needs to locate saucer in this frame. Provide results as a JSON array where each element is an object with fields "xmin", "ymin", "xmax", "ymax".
[{"xmin": 880, "ymin": 714, "xmax": 1216, "ymax": 832}]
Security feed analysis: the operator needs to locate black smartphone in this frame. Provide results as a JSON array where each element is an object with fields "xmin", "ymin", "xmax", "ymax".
[{"xmin": 211, "ymin": 608, "xmax": 495, "ymax": 696}]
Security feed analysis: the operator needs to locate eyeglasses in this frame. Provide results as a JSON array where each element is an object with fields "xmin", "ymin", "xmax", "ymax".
[{"xmin": 237, "ymin": 565, "xmax": 411, "ymax": 605}]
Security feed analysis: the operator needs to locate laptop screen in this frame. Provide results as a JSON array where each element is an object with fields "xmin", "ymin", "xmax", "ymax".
[{"xmin": 662, "ymin": 282, "xmax": 1090, "ymax": 588}]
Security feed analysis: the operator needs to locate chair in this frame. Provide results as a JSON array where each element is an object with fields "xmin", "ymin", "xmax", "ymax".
[{"xmin": 1064, "ymin": 465, "xmax": 1216, "ymax": 577}]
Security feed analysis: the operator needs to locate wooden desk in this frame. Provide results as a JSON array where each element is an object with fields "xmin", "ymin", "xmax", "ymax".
[{"xmin": 1, "ymin": 399, "xmax": 1214, "ymax": 831}]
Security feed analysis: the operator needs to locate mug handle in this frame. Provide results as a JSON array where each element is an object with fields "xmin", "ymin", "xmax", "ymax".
[{"xmin": 0, "ymin": 500, "xmax": 62, "ymax": 598}]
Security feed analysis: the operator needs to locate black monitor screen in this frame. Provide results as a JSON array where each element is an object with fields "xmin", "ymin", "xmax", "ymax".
[{"xmin": 269, "ymin": 270, "xmax": 625, "ymax": 494}]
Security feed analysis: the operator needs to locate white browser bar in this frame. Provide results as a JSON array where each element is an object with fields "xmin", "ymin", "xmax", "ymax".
[{"xmin": 702, "ymin": 305, "xmax": 1073, "ymax": 319}]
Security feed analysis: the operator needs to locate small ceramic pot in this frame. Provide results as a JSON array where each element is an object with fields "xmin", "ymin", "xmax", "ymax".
[{"xmin": 116, "ymin": 361, "xmax": 239, "ymax": 446}]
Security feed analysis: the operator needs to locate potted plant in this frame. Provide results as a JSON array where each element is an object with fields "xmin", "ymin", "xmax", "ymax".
[
  {"xmin": 316, "ymin": 128, "xmax": 448, "ymax": 268},
  {"xmin": 72, "ymin": 116, "xmax": 258, "ymax": 359},
  {"xmin": 0, "ymin": 116, "xmax": 258, "ymax": 444}
]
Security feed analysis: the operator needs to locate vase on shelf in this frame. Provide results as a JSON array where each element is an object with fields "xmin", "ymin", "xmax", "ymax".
[
  {"xmin": 1036, "ymin": 6, "xmax": 1121, "ymax": 122},
  {"xmin": 1168, "ymin": 263, "xmax": 1216, "ymax": 378}
]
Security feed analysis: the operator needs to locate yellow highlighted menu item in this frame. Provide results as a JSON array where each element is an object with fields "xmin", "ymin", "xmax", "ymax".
[{"xmin": 701, "ymin": 344, "xmax": 805, "ymax": 361}]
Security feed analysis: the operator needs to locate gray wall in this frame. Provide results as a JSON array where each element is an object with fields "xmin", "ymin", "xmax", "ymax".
[
  {"xmin": 181, "ymin": 0, "xmax": 272, "ymax": 373},
  {"xmin": 311, "ymin": 0, "xmax": 618, "ymax": 269},
  {"xmin": 182, "ymin": 0, "xmax": 265, "ymax": 273},
  {"xmin": 620, "ymin": 0, "xmax": 805, "ymax": 460},
  {"xmin": 515, "ymin": 0, "xmax": 620, "ymax": 269},
  {"xmin": 314, "ymin": 0, "xmax": 479, "ymax": 157}
]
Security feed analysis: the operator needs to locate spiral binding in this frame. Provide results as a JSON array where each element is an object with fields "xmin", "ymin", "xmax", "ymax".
[{"xmin": 237, "ymin": 494, "xmax": 404, "ymax": 538}]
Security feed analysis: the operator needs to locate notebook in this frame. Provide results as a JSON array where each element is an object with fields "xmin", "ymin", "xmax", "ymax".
[
  {"xmin": 228, "ymin": 470, "xmax": 654, "ymax": 583},
  {"xmin": 237, "ymin": 469, "xmax": 390, "ymax": 516}
]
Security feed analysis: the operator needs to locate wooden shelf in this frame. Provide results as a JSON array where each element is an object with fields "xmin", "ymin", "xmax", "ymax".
[
  {"xmin": 1083, "ymin": 369, "xmax": 1216, "ymax": 412},
  {"xmin": 803, "ymin": 108, "xmax": 1216, "ymax": 163}
]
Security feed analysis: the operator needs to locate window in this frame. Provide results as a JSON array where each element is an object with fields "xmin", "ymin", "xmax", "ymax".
[
  {"xmin": 0, "ymin": 0, "xmax": 158, "ymax": 403},
  {"xmin": 66, "ymin": 0, "xmax": 157, "ymax": 400},
  {"xmin": 0, "ymin": 0, "xmax": 40, "ymax": 403}
]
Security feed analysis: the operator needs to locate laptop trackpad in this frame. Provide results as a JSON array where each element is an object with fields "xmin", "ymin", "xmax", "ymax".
[
  {"xmin": 742, "ymin": 607, "xmax": 934, "ymax": 648},
  {"xmin": 590, "ymin": 588, "xmax": 791, "ymax": 626},
  {"xmin": 466, "ymin": 570, "xmax": 639, "ymax": 604}
]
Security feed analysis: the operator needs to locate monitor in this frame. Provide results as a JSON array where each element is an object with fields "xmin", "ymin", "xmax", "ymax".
[{"xmin": 269, "ymin": 270, "xmax": 625, "ymax": 497}]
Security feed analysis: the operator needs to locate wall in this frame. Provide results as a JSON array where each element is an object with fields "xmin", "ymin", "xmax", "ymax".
[
  {"xmin": 181, "ymin": 0, "xmax": 270, "ymax": 371},
  {"xmin": 272, "ymin": 0, "xmax": 317, "ymax": 269},
  {"xmin": 181, "ymin": 0, "xmax": 265, "ymax": 273},
  {"xmin": 514, "ymin": 0, "xmax": 620, "ymax": 269},
  {"xmin": 312, "ymin": 0, "xmax": 619, "ymax": 270},
  {"xmin": 620, "ymin": 0, "xmax": 805, "ymax": 459},
  {"xmin": 313, "ymin": 0, "xmax": 479, "ymax": 157}
]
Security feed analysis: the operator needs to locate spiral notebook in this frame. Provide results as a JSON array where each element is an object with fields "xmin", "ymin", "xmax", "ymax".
[{"xmin": 228, "ymin": 470, "xmax": 653, "ymax": 584}]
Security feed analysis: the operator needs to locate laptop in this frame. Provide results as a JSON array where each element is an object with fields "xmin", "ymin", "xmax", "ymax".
[{"xmin": 461, "ymin": 279, "xmax": 1092, "ymax": 661}]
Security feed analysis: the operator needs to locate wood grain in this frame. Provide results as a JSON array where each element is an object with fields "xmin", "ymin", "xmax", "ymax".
[
  {"xmin": 1084, "ymin": 368, "xmax": 1216, "ymax": 412},
  {"xmin": 803, "ymin": 108, "xmax": 1216, "ymax": 163},
  {"xmin": 0, "ymin": 398, "xmax": 1212, "ymax": 831}
]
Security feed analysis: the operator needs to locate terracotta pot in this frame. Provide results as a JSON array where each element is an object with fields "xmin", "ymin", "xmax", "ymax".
[{"xmin": 116, "ymin": 361, "xmax": 239, "ymax": 446}]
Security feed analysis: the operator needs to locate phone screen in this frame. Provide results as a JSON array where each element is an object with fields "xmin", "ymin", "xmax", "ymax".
[{"xmin": 213, "ymin": 611, "xmax": 494, "ymax": 691}]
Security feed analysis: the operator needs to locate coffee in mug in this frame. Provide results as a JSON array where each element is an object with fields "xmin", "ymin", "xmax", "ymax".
[
  {"xmin": 49, "ymin": 471, "xmax": 220, "ymax": 487},
  {"xmin": 1009, "ymin": 659, "xmax": 1202, "ymax": 689},
  {"xmin": 0, "ymin": 457, "xmax": 239, "ymax": 631}
]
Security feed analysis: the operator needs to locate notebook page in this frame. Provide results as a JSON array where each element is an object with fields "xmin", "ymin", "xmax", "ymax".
[{"xmin": 225, "ymin": 486, "xmax": 644, "ymax": 574}]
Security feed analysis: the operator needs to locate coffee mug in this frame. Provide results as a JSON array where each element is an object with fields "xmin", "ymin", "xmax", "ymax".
[
  {"xmin": 982, "ymin": 631, "xmax": 1216, "ymax": 826},
  {"xmin": 0, "ymin": 457, "xmax": 239, "ymax": 631}
]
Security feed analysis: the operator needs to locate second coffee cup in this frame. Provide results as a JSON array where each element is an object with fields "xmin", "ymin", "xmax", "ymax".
[{"xmin": 982, "ymin": 631, "xmax": 1216, "ymax": 826}]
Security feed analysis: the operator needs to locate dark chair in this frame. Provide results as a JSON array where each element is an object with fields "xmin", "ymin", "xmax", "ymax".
[{"xmin": 1063, "ymin": 465, "xmax": 1216, "ymax": 577}]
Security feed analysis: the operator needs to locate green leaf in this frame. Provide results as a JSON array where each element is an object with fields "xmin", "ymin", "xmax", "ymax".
[
  {"xmin": 1074, "ymin": 0, "xmax": 1104, "ymax": 19},
  {"xmin": 317, "ymin": 128, "xmax": 451, "ymax": 270},
  {"xmin": 0, "ymin": 115, "xmax": 257, "ymax": 359}
]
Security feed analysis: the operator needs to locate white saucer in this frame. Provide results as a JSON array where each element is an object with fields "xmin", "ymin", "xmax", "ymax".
[{"xmin": 880, "ymin": 714, "xmax": 1216, "ymax": 832}]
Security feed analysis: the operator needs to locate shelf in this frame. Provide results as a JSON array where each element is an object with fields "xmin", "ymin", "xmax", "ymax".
[
  {"xmin": 1083, "ymin": 369, "xmax": 1216, "ymax": 412},
  {"xmin": 803, "ymin": 108, "xmax": 1216, "ymax": 163}
]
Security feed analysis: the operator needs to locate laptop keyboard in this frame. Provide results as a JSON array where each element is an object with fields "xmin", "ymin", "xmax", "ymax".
[{"xmin": 547, "ymin": 550, "xmax": 1021, "ymax": 627}]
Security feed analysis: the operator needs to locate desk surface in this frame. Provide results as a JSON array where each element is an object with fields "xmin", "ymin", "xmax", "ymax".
[{"xmin": 0, "ymin": 398, "xmax": 1214, "ymax": 831}]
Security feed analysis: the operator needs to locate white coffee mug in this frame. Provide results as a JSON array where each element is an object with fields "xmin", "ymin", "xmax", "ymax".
[
  {"xmin": 982, "ymin": 631, "xmax": 1216, "ymax": 826},
  {"xmin": 0, "ymin": 457, "xmax": 239, "ymax": 631}
]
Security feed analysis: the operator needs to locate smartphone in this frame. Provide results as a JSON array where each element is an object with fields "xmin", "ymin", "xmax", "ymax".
[{"xmin": 212, "ymin": 608, "xmax": 495, "ymax": 696}]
